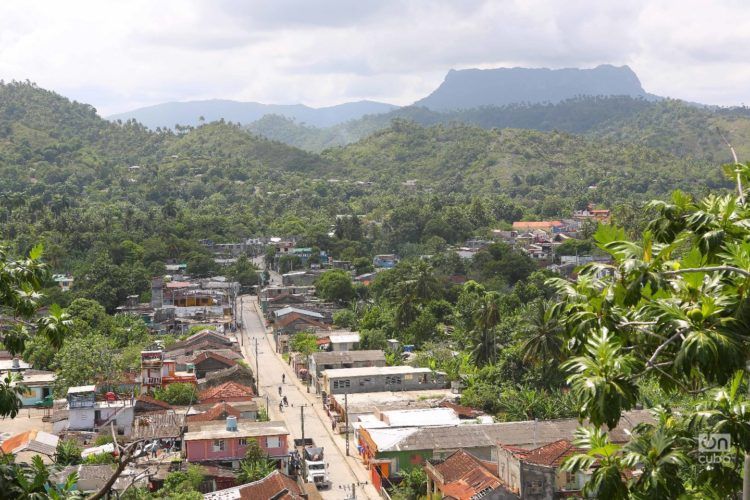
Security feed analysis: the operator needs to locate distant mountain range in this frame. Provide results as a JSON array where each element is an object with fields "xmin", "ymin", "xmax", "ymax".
[
  {"xmin": 107, "ymin": 99, "xmax": 398, "ymax": 129},
  {"xmin": 107, "ymin": 64, "xmax": 656, "ymax": 129}
]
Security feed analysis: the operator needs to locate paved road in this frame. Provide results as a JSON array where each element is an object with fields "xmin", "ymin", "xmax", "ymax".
[{"xmin": 237, "ymin": 295, "xmax": 379, "ymax": 500}]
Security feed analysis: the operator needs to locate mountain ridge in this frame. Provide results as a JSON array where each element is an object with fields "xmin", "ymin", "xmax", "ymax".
[{"xmin": 107, "ymin": 98, "xmax": 398, "ymax": 129}]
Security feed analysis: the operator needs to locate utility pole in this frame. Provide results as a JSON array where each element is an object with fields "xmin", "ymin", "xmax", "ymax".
[
  {"xmin": 254, "ymin": 338, "xmax": 260, "ymax": 395},
  {"xmin": 345, "ymin": 393, "xmax": 350, "ymax": 456},
  {"xmin": 299, "ymin": 404, "xmax": 309, "ymax": 442}
]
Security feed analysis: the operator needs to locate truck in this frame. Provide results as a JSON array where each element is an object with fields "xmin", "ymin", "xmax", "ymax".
[{"xmin": 294, "ymin": 438, "xmax": 331, "ymax": 489}]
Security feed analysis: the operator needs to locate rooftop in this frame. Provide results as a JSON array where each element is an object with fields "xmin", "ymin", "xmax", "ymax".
[
  {"xmin": 514, "ymin": 439, "xmax": 581, "ymax": 467},
  {"xmin": 322, "ymin": 365, "xmax": 438, "ymax": 378},
  {"xmin": 184, "ymin": 420, "xmax": 289, "ymax": 441},
  {"xmin": 378, "ymin": 407, "xmax": 460, "ymax": 428},
  {"xmin": 328, "ymin": 333, "xmax": 360, "ymax": 344},
  {"xmin": 67, "ymin": 385, "xmax": 96, "ymax": 394},
  {"xmin": 199, "ymin": 381, "xmax": 255, "ymax": 402},
  {"xmin": 0, "ymin": 430, "xmax": 59, "ymax": 456},
  {"xmin": 311, "ymin": 350, "xmax": 385, "ymax": 364},
  {"xmin": 11, "ymin": 370, "xmax": 56, "ymax": 386},
  {"xmin": 273, "ymin": 306, "xmax": 324, "ymax": 319},
  {"xmin": 203, "ymin": 470, "xmax": 304, "ymax": 500}
]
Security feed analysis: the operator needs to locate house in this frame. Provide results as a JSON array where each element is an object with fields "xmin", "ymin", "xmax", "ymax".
[
  {"xmin": 328, "ymin": 332, "xmax": 360, "ymax": 351},
  {"xmin": 52, "ymin": 273, "xmax": 74, "ymax": 292},
  {"xmin": 424, "ymin": 450, "xmax": 503, "ymax": 500},
  {"xmin": 203, "ymin": 470, "xmax": 306, "ymax": 500},
  {"xmin": 1, "ymin": 430, "xmax": 59, "ymax": 463},
  {"xmin": 198, "ymin": 364, "xmax": 256, "ymax": 390},
  {"xmin": 188, "ymin": 351, "xmax": 238, "ymax": 378},
  {"xmin": 358, "ymin": 410, "xmax": 653, "ymax": 480},
  {"xmin": 321, "ymin": 366, "xmax": 448, "ymax": 395},
  {"xmin": 167, "ymin": 330, "xmax": 235, "ymax": 353},
  {"xmin": 282, "ymin": 270, "xmax": 318, "ymax": 286},
  {"xmin": 274, "ymin": 313, "xmax": 331, "ymax": 341},
  {"xmin": 309, "ymin": 350, "xmax": 385, "ymax": 392},
  {"xmin": 51, "ymin": 465, "xmax": 118, "ymax": 494},
  {"xmin": 188, "ymin": 401, "xmax": 259, "ymax": 423},
  {"xmin": 199, "ymin": 381, "xmax": 254, "ymax": 404},
  {"xmin": 140, "ymin": 349, "xmax": 197, "ymax": 393},
  {"xmin": 0, "ymin": 357, "xmax": 30, "ymax": 372},
  {"xmin": 496, "ymin": 439, "xmax": 586, "ymax": 498},
  {"xmin": 11, "ymin": 370, "xmax": 55, "ymax": 406},
  {"xmin": 327, "ymin": 389, "xmax": 455, "ymax": 433},
  {"xmin": 273, "ymin": 306, "xmax": 326, "ymax": 322},
  {"xmin": 511, "ymin": 221, "xmax": 564, "ymax": 234},
  {"xmin": 373, "ymin": 254, "xmax": 398, "ymax": 269},
  {"xmin": 184, "ymin": 419, "xmax": 290, "ymax": 466},
  {"xmin": 61, "ymin": 385, "xmax": 135, "ymax": 436}
]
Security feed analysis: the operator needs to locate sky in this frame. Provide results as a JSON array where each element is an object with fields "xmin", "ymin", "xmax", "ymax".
[{"xmin": 1, "ymin": 0, "xmax": 749, "ymax": 116}]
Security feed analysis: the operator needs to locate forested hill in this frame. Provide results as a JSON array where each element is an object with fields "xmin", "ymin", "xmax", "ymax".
[
  {"xmin": 247, "ymin": 96, "xmax": 750, "ymax": 163},
  {"xmin": 0, "ymin": 80, "xmax": 736, "ymax": 310}
]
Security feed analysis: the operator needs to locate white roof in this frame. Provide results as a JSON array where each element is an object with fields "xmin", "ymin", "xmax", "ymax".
[
  {"xmin": 329, "ymin": 333, "xmax": 360, "ymax": 344},
  {"xmin": 0, "ymin": 359, "xmax": 30, "ymax": 370},
  {"xmin": 82, "ymin": 443, "xmax": 115, "ymax": 458},
  {"xmin": 273, "ymin": 307, "xmax": 323, "ymax": 319},
  {"xmin": 67, "ymin": 385, "xmax": 96, "ymax": 394},
  {"xmin": 12, "ymin": 371, "xmax": 56, "ymax": 386},
  {"xmin": 184, "ymin": 421, "xmax": 289, "ymax": 441},
  {"xmin": 363, "ymin": 427, "xmax": 420, "ymax": 451},
  {"xmin": 380, "ymin": 407, "xmax": 460, "ymax": 427},
  {"xmin": 322, "ymin": 365, "xmax": 436, "ymax": 378}
]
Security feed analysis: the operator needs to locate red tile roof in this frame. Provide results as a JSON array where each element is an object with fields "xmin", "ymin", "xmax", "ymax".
[
  {"xmin": 521, "ymin": 439, "xmax": 580, "ymax": 467},
  {"xmin": 275, "ymin": 312, "xmax": 329, "ymax": 330},
  {"xmin": 237, "ymin": 470, "xmax": 305, "ymax": 500},
  {"xmin": 199, "ymin": 381, "xmax": 254, "ymax": 403},
  {"xmin": 427, "ymin": 450, "xmax": 502, "ymax": 500},
  {"xmin": 187, "ymin": 402, "xmax": 242, "ymax": 422}
]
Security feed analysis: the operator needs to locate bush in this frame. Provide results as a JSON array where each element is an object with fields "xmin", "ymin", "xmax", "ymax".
[{"xmin": 153, "ymin": 383, "xmax": 197, "ymax": 405}]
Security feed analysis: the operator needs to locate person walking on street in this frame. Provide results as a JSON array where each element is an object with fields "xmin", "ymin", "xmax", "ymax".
[
  {"xmin": 283, "ymin": 395, "xmax": 288, "ymax": 406},
  {"xmin": 279, "ymin": 401, "xmax": 284, "ymax": 413},
  {"xmin": 278, "ymin": 386, "xmax": 282, "ymax": 396},
  {"xmin": 282, "ymin": 374, "xmax": 285, "ymax": 384}
]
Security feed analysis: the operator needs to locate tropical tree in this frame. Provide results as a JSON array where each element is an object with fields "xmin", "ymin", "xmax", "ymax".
[
  {"xmin": 554, "ymin": 164, "xmax": 750, "ymax": 497},
  {"xmin": 471, "ymin": 290, "xmax": 501, "ymax": 365}
]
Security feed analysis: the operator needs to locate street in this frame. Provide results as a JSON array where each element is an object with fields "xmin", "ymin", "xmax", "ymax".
[{"xmin": 236, "ymin": 294, "xmax": 379, "ymax": 500}]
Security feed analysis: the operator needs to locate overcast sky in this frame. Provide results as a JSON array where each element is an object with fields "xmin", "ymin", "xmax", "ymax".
[{"xmin": 1, "ymin": 0, "xmax": 749, "ymax": 116}]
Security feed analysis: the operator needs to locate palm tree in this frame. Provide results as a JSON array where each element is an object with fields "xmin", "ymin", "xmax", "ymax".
[
  {"xmin": 471, "ymin": 291, "xmax": 501, "ymax": 365},
  {"xmin": 521, "ymin": 299, "xmax": 565, "ymax": 369}
]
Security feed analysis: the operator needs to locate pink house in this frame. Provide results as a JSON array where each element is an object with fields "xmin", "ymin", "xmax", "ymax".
[{"xmin": 183, "ymin": 419, "xmax": 289, "ymax": 465}]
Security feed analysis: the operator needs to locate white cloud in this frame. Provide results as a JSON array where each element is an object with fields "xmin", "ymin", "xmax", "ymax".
[{"xmin": 0, "ymin": 0, "xmax": 748, "ymax": 114}]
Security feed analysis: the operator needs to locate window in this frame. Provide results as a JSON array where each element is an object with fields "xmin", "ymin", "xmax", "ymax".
[
  {"xmin": 385, "ymin": 376, "xmax": 402, "ymax": 385},
  {"xmin": 266, "ymin": 436, "xmax": 281, "ymax": 448},
  {"xmin": 239, "ymin": 438, "xmax": 248, "ymax": 447},
  {"xmin": 333, "ymin": 379, "xmax": 350, "ymax": 389},
  {"xmin": 213, "ymin": 440, "xmax": 225, "ymax": 452}
]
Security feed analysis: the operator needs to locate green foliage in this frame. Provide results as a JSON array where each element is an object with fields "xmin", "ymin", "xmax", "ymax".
[
  {"xmin": 55, "ymin": 439, "xmax": 82, "ymax": 466},
  {"xmin": 237, "ymin": 439, "xmax": 276, "ymax": 483},
  {"xmin": 315, "ymin": 269, "xmax": 355, "ymax": 304},
  {"xmin": 332, "ymin": 309, "xmax": 358, "ymax": 329},
  {"xmin": 162, "ymin": 465, "xmax": 205, "ymax": 496},
  {"xmin": 83, "ymin": 453, "xmax": 116, "ymax": 464},
  {"xmin": 153, "ymin": 383, "xmax": 197, "ymax": 406},
  {"xmin": 290, "ymin": 332, "xmax": 318, "ymax": 356}
]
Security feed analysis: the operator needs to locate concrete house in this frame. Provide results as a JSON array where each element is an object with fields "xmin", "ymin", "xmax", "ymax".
[
  {"xmin": 309, "ymin": 350, "xmax": 385, "ymax": 392},
  {"xmin": 424, "ymin": 450, "xmax": 503, "ymax": 500},
  {"xmin": 184, "ymin": 419, "xmax": 289, "ymax": 466},
  {"xmin": 328, "ymin": 332, "xmax": 360, "ymax": 351},
  {"xmin": 12, "ymin": 370, "xmax": 55, "ymax": 406},
  {"xmin": 373, "ymin": 254, "xmax": 398, "ymax": 269},
  {"xmin": 321, "ymin": 366, "xmax": 448, "ymax": 395},
  {"xmin": 61, "ymin": 385, "xmax": 135, "ymax": 436},
  {"xmin": 199, "ymin": 381, "xmax": 254, "ymax": 404}
]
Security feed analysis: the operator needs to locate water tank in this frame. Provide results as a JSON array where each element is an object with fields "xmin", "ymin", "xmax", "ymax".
[{"xmin": 226, "ymin": 416, "xmax": 238, "ymax": 431}]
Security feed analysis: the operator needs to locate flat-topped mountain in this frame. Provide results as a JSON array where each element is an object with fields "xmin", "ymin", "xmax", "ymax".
[{"xmin": 414, "ymin": 64, "xmax": 653, "ymax": 110}]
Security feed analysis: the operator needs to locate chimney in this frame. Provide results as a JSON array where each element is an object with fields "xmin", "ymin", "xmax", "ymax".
[{"xmin": 226, "ymin": 415, "xmax": 238, "ymax": 432}]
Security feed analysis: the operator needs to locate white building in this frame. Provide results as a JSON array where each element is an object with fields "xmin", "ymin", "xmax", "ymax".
[{"xmin": 58, "ymin": 386, "xmax": 135, "ymax": 436}]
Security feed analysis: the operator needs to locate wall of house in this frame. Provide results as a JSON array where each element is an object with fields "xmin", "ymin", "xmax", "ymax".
[
  {"xmin": 325, "ymin": 372, "xmax": 447, "ymax": 394},
  {"xmin": 185, "ymin": 434, "xmax": 288, "ymax": 462},
  {"xmin": 378, "ymin": 450, "xmax": 432, "ymax": 477},
  {"xmin": 519, "ymin": 462, "xmax": 556, "ymax": 500},
  {"xmin": 68, "ymin": 406, "xmax": 134, "ymax": 435},
  {"xmin": 19, "ymin": 385, "xmax": 51, "ymax": 406},
  {"xmin": 497, "ymin": 447, "xmax": 522, "ymax": 496}
]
